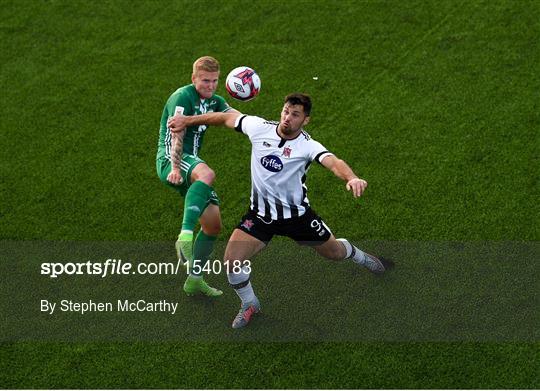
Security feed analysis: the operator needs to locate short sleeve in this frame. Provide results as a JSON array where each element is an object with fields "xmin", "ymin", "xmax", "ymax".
[
  {"xmin": 307, "ymin": 139, "xmax": 333, "ymax": 164},
  {"xmin": 234, "ymin": 115, "xmax": 267, "ymax": 139},
  {"xmin": 166, "ymin": 91, "xmax": 192, "ymax": 117},
  {"xmin": 215, "ymin": 95, "xmax": 232, "ymax": 113}
]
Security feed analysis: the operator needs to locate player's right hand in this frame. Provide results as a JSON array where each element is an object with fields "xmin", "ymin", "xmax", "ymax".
[
  {"xmin": 346, "ymin": 178, "xmax": 367, "ymax": 198},
  {"xmin": 167, "ymin": 115, "xmax": 187, "ymax": 133},
  {"xmin": 167, "ymin": 169, "xmax": 183, "ymax": 185}
]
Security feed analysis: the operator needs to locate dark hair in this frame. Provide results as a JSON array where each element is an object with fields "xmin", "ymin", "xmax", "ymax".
[{"xmin": 284, "ymin": 93, "xmax": 312, "ymax": 116}]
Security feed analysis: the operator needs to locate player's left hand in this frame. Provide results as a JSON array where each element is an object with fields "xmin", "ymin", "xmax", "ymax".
[
  {"xmin": 167, "ymin": 115, "xmax": 187, "ymax": 133},
  {"xmin": 346, "ymin": 178, "xmax": 367, "ymax": 198}
]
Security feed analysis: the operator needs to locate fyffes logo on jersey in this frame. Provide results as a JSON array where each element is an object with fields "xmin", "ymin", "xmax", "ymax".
[{"xmin": 260, "ymin": 155, "xmax": 283, "ymax": 172}]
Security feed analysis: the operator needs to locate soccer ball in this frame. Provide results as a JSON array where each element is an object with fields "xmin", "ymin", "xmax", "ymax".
[{"xmin": 225, "ymin": 66, "xmax": 261, "ymax": 101}]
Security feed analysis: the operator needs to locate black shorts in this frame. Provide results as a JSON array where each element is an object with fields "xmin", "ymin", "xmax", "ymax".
[{"xmin": 236, "ymin": 208, "xmax": 332, "ymax": 245}]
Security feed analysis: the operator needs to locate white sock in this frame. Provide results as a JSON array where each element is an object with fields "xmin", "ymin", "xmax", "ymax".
[
  {"xmin": 227, "ymin": 266, "xmax": 255, "ymax": 305},
  {"xmin": 337, "ymin": 238, "xmax": 367, "ymax": 265}
]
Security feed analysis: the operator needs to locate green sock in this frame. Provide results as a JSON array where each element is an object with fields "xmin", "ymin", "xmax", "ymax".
[
  {"xmin": 182, "ymin": 181, "xmax": 213, "ymax": 231},
  {"xmin": 194, "ymin": 230, "xmax": 218, "ymax": 266}
]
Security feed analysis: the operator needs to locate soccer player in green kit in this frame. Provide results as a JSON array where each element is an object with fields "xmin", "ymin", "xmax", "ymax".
[{"xmin": 156, "ymin": 56, "xmax": 238, "ymax": 297}]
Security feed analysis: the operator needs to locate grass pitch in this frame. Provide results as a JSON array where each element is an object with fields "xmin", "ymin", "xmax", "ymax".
[{"xmin": 1, "ymin": 0, "xmax": 538, "ymax": 388}]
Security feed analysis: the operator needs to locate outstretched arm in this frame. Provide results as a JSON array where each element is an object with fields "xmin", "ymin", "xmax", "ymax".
[
  {"xmin": 167, "ymin": 112, "xmax": 242, "ymax": 133},
  {"xmin": 320, "ymin": 155, "xmax": 368, "ymax": 198}
]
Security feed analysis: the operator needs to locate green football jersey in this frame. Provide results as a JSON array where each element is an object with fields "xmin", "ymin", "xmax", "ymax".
[{"xmin": 157, "ymin": 84, "xmax": 231, "ymax": 160}]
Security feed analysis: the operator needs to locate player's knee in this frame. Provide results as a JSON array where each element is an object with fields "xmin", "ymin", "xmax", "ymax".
[
  {"xmin": 192, "ymin": 167, "xmax": 216, "ymax": 185},
  {"xmin": 202, "ymin": 219, "xmax": 221, "ymax": 236}
]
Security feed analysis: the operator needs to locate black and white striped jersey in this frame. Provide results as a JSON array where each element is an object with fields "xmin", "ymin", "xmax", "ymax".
[{"xmin": 234, "ymin": 115, "xmax": 333, "ymax": 221}]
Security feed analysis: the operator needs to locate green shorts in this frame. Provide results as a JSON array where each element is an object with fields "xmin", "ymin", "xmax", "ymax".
[{"xmin": 156, "ymin": 155, "xmax": 220, "ymax": 205}]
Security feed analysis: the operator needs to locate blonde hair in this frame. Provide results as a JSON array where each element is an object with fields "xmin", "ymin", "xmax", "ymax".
[{"xmin": 192, "ymin": 56, "xmax": 220, "ymax": 75}]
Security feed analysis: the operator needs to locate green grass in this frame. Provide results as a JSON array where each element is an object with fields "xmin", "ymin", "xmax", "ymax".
[
  {"xmin": 1, "ymin": 342, "xmax": 537, "ymax": 389},
  {"xmin": 1, "ymin": 0, "xmax": 539, "ymax": 388}
]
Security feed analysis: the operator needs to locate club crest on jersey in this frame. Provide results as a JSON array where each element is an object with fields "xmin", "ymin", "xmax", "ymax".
[
  {"xmin": 260, "ymin": 155, "xmax": 283, "ymax": 172},
  {"xmin": 241, "ymin": 219, "xmax": 254, "ymax": 230},
  {"xmin": 282, "ymin": 146, "xmax": 292, "ymax": 158}
]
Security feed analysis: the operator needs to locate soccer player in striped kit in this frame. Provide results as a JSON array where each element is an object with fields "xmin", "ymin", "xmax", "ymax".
[{"xmin": 168, "ymin": 93, "xmax": 387, "ymax": 328}]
